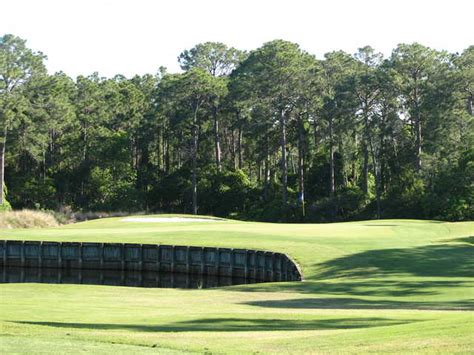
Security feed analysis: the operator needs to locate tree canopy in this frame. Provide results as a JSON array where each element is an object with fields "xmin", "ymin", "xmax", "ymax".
[{"xmin": 1, "ymin": 34, "xmax": 473, "ymax": 221}]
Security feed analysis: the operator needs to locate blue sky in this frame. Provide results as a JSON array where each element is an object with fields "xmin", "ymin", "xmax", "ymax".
[{"xmin": 2, "ymin": 0, "xmax": 473, "ymax": 78}]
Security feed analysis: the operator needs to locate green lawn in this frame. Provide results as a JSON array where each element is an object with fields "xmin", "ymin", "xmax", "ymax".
[{"xmin": 1, "ymin": 216, "xmax": 473, "ymax": 353}]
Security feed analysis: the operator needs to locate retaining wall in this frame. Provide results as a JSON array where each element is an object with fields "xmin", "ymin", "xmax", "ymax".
[{"xmin": 0, "ymin": 240, "xmax": 302, "ymax": 282}]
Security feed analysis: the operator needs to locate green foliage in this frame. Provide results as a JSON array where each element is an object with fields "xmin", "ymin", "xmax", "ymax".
[
  {"xmin": 199, "ymin": 168, "xmax": 255, "ymax": 217},
  {"xmin": 2, "ymin": 35, "xmax": 473, "ymax": 221},
  {"xmin": 0, "ymin": 183, "xmax": 11, "ymax": 211},
  {"xmin": 12, "ymin": 177, "xmax": 56, "ymax": 210},
  {"xmin": 383, "ymin": 169, "xmax": 426, "ymax": 219},
  {"xmin": 86, "ymin": 166, "xmax": 139, "ymax": 211},
  {"xmin": 178, "ymin": 42, "xmax": 245, "ymax": 76},
  {"xmin": 422, "ymin": 149, "xmax": 474, "ymax": 221},
  {"xmin": 0, "ymin": 199, "xmax": 11, "ymax": 211}
]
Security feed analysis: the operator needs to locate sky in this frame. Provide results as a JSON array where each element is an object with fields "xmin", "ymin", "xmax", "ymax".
[{"xmin": 1, "ymin": 0, "xmax": 473, "ymax": 78}]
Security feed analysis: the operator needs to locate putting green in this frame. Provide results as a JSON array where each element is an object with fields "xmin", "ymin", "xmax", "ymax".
[{"xmin": 1, "ymin": 216, "xmax": 473, "ymax": 353}]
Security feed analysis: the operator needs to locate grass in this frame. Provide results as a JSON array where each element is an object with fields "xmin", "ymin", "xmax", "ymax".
[{"xmin": 0, "ymin": 216, "xmax": 473, "ymax": 353}]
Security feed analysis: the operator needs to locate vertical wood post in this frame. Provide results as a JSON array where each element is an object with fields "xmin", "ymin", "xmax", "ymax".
[
  {"xmin": 200, "ymin": 247, "xmax": 204, "ymax": 275},
  {"xmin": 230, "ymin": 249, "xmax": 234, "ymax": 278},
  {"xmin": 58, "ymin": 242, "xmax": 62, "ymax": 269},
  {"xmin": 121, "ymin": 244, "xmax": 125, "ymax": 271},
  {"xmin": 2, "ymin": 240, "xmax": 7, "ymax": 267},
  {"xmin": 78, "ymin": 243, "xmax": 83, "ymax": 269},
  {"xmin": 20, "ymin": 241, "xmax": 25, "ymax": 268},
  {"xmin": 157, "ymin": 245, "xmax": 161, "ymax": 272},
  {"xmin": 139, "ymin": 244, "xmax": 144, "ymax": 272},
  {"xmin": 100, "ymin": 243, "xmax": 104, "ymax": 269},
  {"xmin": 186, "ymin": 246, "xmax": 190, "ymax": 274},
  {"xmin": 244, "ymin": 250, "xmax": 249, "ymax": 279},
  {"xmin": 171, "ymin": 246, "xmax": 175, "ymax": 273},
  {"xmin": 38, "ymin": 241, "xmax": 43, "ymax": 268}
]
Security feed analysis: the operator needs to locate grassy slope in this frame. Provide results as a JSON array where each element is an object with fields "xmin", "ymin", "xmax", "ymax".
[{"xmin": 0, "ymin": 217, "xmax": 473, "ymax": 354}]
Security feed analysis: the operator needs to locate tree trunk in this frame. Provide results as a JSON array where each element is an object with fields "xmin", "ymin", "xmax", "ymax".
[
  {"xmin": 297, "ymin": 116, "xmax": 306, "ymax": 218},
  {"xmin": 0, "ymin": 126, "xmax": 7, "ymax": 205},
  {"xmin": 156, "ymin": 126, "xmax": 162, "ymax": 171},
  {"xmin": 339, "ymin": 140, "xmax": 348, "ymax": 187},
  {"xmin": 379, "ymin": 112, "xmax": 387, "ymax": 195},
  {"xmin": 415, "ymin": 114, "xmax": 422, "ymax": 172},
  {"xmin": 367, "ymin": 125, "xmax": 381, "ymax": 219},
  {"xmin": 279, "ymin": 109, "xmax": 288, "ymax": 206},
  {"xmin": 467, "ymin": 92, "xmax": 473, "ymax": 116},
  {"xmin": 82, "ymin": 121, "xmax": 88, "ymax": 162},
  {"xmin": 313, "ymin": 117, "xmax": 319, "ymax": 149},
  {"xmin": 329, "ymin": 117, "xmax": 335, "ymax": 198},
  {"xmin": 362, "ymin": 142, "xmax": 369, "ymax": 194},
  {"xmin": 213, "ymin": 106, "xmax": 221, "ymax": 171},
  {"xmin": 164, "ymin": 133, "xmax": 170, "ymax": 174},
  {"xmin": 230, "ymin": 128, "xmax": 237, "ymax": 170},
  {"xmin": 192, "ymin": 109, "xmax": 199, "ymax": 215},
  {"xmin": 238, "ymin": 125, "xmax": 243, "ymax": 170},
  {"xmin": 413, "ymin": 79, "xmax": 422, "ymax": 172},
  {"xmin": 263, "ymin": 135, "xmax": 270, "ymax": 201},
  {"xmin": 328, "ymin": 116, "xmax": 336, "ymax": 220}
]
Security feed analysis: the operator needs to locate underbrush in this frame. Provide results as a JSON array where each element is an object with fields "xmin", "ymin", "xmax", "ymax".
[
  {"xmin": 0, "ymin": 210, "xmax": 59, "ymax": 229},
  {"xmin": 52, "ymin": 207, "xmax": 145, "ymax": 223}
]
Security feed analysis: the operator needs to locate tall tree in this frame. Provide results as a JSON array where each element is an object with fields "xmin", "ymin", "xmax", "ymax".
[
  {"xmin": 157, "ymin": 69, "xmax": 225, "ymax": 214},
  {"xmin": 179, "ymin": 42, "xmax": 243, "ymax": 170},
  {"xmin": 319, "ymin": 51, "xmax": 357, "ymax": 203},
  {"xmin": 178, "ymin": 42, "xmax": 245, "ymax": 77},
  {"xmin": 232, "ymin": 40, "xmax": 313, "ymax": 206},
  {"xmin": 390, "ymin": 43, "xmax": 446, "ymax": 172},
  {"xmin": 0, "ymin": 34, "xmax": 46, "ymax": 205},
  {"xmin": 352, "ymin": 46, "xmax": 384, "ymax": 216}
]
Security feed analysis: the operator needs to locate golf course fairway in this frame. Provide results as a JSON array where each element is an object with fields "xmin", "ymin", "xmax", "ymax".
[{"xmin": 1, "ymin": 216, "xmax": 473, "ymax": 354}]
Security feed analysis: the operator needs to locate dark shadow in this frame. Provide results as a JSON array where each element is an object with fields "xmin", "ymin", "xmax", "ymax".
[
  {"xmin": 244, "ymin": 297, "xmax": 474, "ymax": 311},
  {"xmin": 449, "ymin": 236, "xmax": 474, "ymax": 245},
  {"xmin": 314, "ymin": 244, "xmax": 474, "ymax": 279},
  {"xmin": 0, "ymin": 267, "xmax": 254, "ymax": 289},
  {"xmin": 363, "ymin": 224, "xmax": 399, "ymax": 227},
  {"xmin": 229, "ymin": 279, "xmax": 472, "ymax": 297},
  {"xmin": 14, "ymin": 317, "xmax": 416, "ymax": 332}
]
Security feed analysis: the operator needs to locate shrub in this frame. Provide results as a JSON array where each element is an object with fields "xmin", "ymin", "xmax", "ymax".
[
  {"xmin": 0, "ymin": 210, "xmax": 59, "ymax": 229},
  {"xmin": 1, "ymin": 184, "xmax": 12, "ymax": 211}
]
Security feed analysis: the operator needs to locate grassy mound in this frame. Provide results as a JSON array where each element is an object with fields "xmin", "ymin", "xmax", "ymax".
[
  {"xmin": 0, "ymin": 210, "xmax": 59, "ymax": 229},
  {"xmin": 0, "ymin": 216, "xmax": 473, "ymax": 353}
]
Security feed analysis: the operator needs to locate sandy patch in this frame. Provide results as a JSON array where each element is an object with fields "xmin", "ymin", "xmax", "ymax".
[{"xmin": 121, "ymin": 217, "xmax": 222, "ymax": 223}]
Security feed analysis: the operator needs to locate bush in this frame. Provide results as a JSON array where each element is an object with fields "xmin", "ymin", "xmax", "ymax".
[
  {"xmin": 199, "ymin": 168, "xmax": 255, "ymax": 217},
  {"xmin": 0, "ymin": 210, "xmax": 59, "ymax": 229},
  {"xmin": 86, "ymin": 166, "xmax": 140, "ymax": 211},
  {"xmin": 0, "ymin": 200, "xmax": 12, "ymax": 212},
  {"xmin": 1, "ymin": 183, "xmax": 12, "ymax": 211},
  {"xmin": 9, "ymin": 177, "xmax": 57, "ymax": 210},
  {"xmin": 383, "ymin": 169, "xmax": 425, "ymax": 219},
  {"xmin": 422, "ymin": 149, "xmax": 474, "ymax": 221}
]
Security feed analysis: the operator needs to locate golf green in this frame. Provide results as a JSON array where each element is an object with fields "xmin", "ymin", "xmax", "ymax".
[{"xmin": 1, "ymin": 216, "xmax": 473, "ymax": 353}]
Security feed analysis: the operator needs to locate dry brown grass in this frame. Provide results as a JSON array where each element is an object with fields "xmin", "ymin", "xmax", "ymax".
[{"xmin": 0, "ymin": 210, "xmax": 59, "ymax": 229}]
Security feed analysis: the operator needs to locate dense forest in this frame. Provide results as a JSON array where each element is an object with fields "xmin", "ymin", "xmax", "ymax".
[{"xmin": 1, "ymin": 34, "xmax": 473, "ymax": 222}]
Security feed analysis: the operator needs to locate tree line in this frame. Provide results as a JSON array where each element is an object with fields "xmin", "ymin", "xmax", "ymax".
[{"xmin": 1, "ymin": 34, "xmax": 472, "ymax": 221}]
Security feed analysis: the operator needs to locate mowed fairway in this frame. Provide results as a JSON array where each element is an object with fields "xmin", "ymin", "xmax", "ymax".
[{"xmin": 1, "ymin": 217, "xmax": 473, "ymax": 354}]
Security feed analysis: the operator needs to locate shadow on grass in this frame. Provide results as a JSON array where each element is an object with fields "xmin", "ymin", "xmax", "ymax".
[
  {"xmin": 14, "ymin": 317, "xmax": 415, "ymax": 332},
  {"xmin": 244, "ymin": 297, "xmax": 474, "ymax": 311},
  {"xmin": 230, "ymin": 280, "xmax": 472, "ymax": 297},
  {"xmin": 227, "ymin": 242, "xmax": 473, "ymax": 303},
  {"xmin": 314, "ymin": 244, "xmax": 474, "ymax": 279},
  {"xmin": 363, "ymin": 224, "xmax": 399, "ymax": 227},
  {"xmin": 449, "ymin": 236, "xmax": 474, "ymax": 245}
]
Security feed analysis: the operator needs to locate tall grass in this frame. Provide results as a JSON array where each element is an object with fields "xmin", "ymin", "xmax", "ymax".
[{"xmin": 0, "ymin": 210, "xmax": 59, "ymax": 229}]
